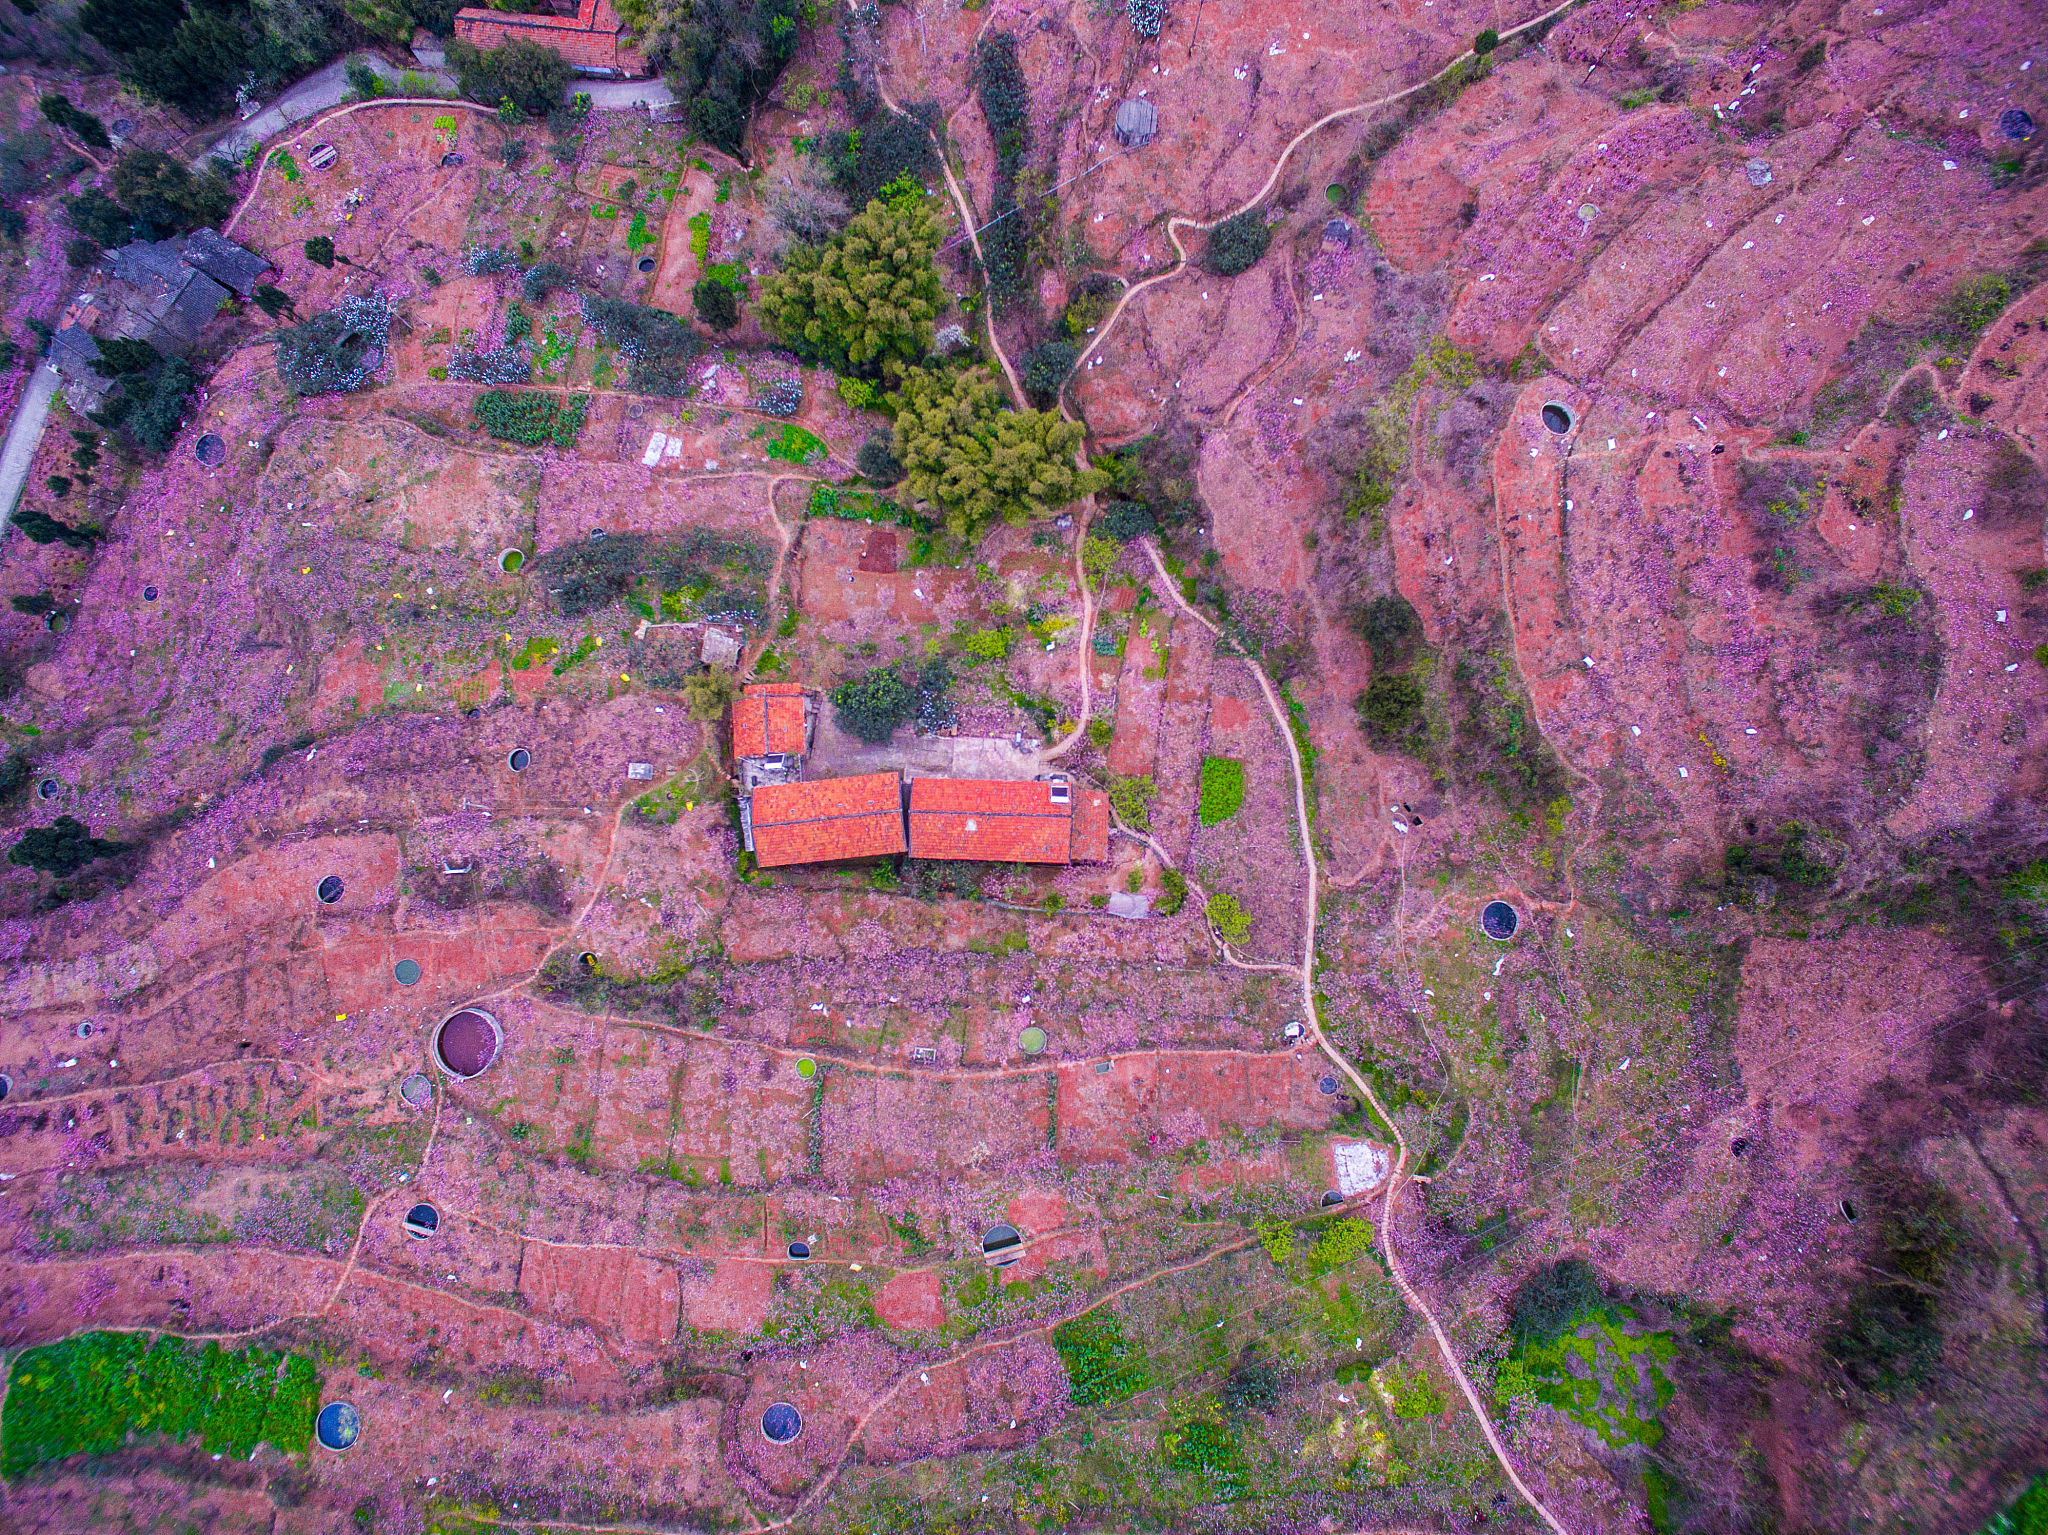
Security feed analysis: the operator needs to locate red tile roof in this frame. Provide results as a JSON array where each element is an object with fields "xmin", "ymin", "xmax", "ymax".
[
  {"xmin": 908, "ymin": 778, "xmax": 1072, "ymax": 864},
  {"xmin": 1070, "ymin": 789, "xmax": 1110, "ymax": 864},
  {"xmin": 750, "ymin": 773, "xmax": 904, "ymax": 867},
  {"xmin": 452, "ymin": 0, "xmax": 646, "ymax": 74},
  {"xmin": 732, "ymin": 684, "xmax": 806, "ymax": 759}
]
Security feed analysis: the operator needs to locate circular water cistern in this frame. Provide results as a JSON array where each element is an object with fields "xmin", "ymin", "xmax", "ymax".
[
  {"xmin": 316, "ymin": 874, "xmax": 345, "ymax": 905},
  {"xmin": 1321, "ymin": 1190, "xmax": 1343, "ymax": 1208},
  {"xmin": 761, "ymin": 1403, "xmax": 802, "ymax": 1443},
  {"xmin": 194, "ymin": 433, "xmax": 226, "ymax": 466},
  {"xmin": 795, "ymin": 1057, "xmax": 817, "ymax": 1080},
  {"xmin": 787, "ymin": 1240, "xmax": 810, "ymax": 1259},
  {"xmin": 394, "ymin": 958, "xmax": 423, "ymax": 986},
  {"xmin": 1481, "ymin": 900, "xmax": 1520, "ymax": 941},
  {"xmin": 434, "ymin": 1007, "xmax": 502, "ymax": 1080},
  {"xmin": 76, "ymin": 1022, "xmax": 93, "ymax": 1040},
  {"xmin": 143, "ymin": 585, "xmax": 158, "ymax": 601},
  {"xmin": 507, "ymin": 747, "xmax": 531, "ymax": 772},
  {"xmin": 1019, "ymin": 1026, "xmax": 1047, "ymax": 1056},
  {"xmin": 2002, "ymin": 107, "xmax": 2036, "ymax": 141},
  {"xmin": 1317, "ymin": 1074, "xmax": 1339, "ymax": 1096},
  {"xmin": 981, "ymin": 1223, "xmax": 1022, "ymax": 1262},
  {"xmin": 0, "ymin": 1074, "xmax": 11, "ymax": 1103},
  {"xmin": 637, "ymin": 256, "xmax": 655, "ymax": 272},
  {"xmin": 399, "ymin": 1072, "xmax": 433, "ymax": 1108},
  {"xmin": 1540, "ymin": 402, "xmax": 1574, "ymax": 435},
  {"xmin": 498, "ymin": 548, "xmax": 524, "ymax": 574},
  {"xmin": 315, "ymin": 1401, "xmax": 361, "ymax": 1451},
  {"xmin": 37, "ymin": 778, "xmax": 59, "ymax": 800},
  {"xmin": 403, "ymin": 1202, "xmax": 440, "ymax": 1237}
]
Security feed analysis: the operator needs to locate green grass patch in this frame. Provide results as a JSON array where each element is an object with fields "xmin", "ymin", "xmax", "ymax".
[
  {"xmin": 270, "ymin": 149, "xmax": 300, "ymax": 183},
  {"xmin": 627, "ymin": 210, "xmax": 654, "ymax": 250},
  {"xmin": 552, "ymin": 633, "xmax": 601, "ymax": 675},
  {"xmin": 1980, "ymin": 1473, "xmax": 2048, "ymax": 1535},
  {"xmin": 1517, "ymin": 1310, "xmax": 1675, "ymax": 1448},
  {"xmin": 689, "ymin": 210, "xmax": 711, "ymax": 264},
  {"xmin": 3, "ymin": 1332, "xmax": 318, "ymax": 1478},
  {"xmin": 1197, "ymin": 755, "xmax": 1246, "ymax": 825},
  {"xmin": 1305, "ymin": 1216, "xmax": 1376, "ymax": 1276},
  {"xmin": 474, "ymin": 390, "xmax": 588, "ymax": 448},
  {"xmin": 509, "ymin": 635, "xmax": 559, "ymax": 670},
  {"xmin": 758, "ymin": 422, "xmax": 826, "ymax": 464},
  {"xmin": 1052, "ymin": 1311, "xmax": 1150, "ymax": 1405}
]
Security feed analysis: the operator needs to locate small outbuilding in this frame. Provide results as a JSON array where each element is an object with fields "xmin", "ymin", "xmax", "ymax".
[{"xmin": 1114, "ymin": 99, "xmax": 1158, "ymax": 149}]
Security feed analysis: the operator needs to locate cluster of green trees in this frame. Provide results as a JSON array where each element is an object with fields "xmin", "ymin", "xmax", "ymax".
[
  {"xmin": 64, "ymin": 150, "xmax": 236, "ymax": 269},
  {"xmin": 759, "ymin": 198, "xmax": 945, "ymax": 381},
  {"xmin": 621, "ymin": 0, "xmax": 804, "ymax": 157},
  {"xmin": 79, "ymin": 0, "xmax": 458, "ymax": 120},
  {"xmin": 87, "ymin": 338, "xmax": 197, "ymax": 454},
  {"xmin": 890, "ymin": 366, "xmax": 1102, "ymax": 542},
  {"xmin": 447, "ymin": 36, "xmax": 572, "ymax": 117}
]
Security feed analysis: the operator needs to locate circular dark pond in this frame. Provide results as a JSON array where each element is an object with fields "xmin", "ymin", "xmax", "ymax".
[
  {"xmin": 508, "ymin": 748, "xmax": 530, "ymax": 772},
  {"xmin": 761, "ymin": 1403, "xmax": 802, "ymax": 1443},
  {"xmin": 435, "ymin": 1008, "xmax": 501, "ymax": 1079},
  {"xmin": 588, "ymin": 528, "xmax": 607, "ymax": 542},
  {"xmin": 1730, "ymin": 1136, "xmax": 1749, "ymax": 1158},
  {"xmin": 44, "ymin": 611, "xmax": 68, "ymax": 634},
  {"xmin": 399, "ymin": 1072, "xmax": 433, "ymax": 1108},
  {"xmin": 0, "ymin": 1074, "xmax": 10, "ymax": 1103},
  {"xmin": 316, "ymin": 875, "xmax": 345, "ymax": 905},
  {"xmin": 1321, "ymin": 1190, "xmax": 1343, "ymax": 1208},
  {"xmin": 1841, "ymin": 1198, "xmax": 1859, "ymax": 1223},
  {"xmin": 981, "ymin": 1223, "xmax": 1021, "ymax": 1257},
  {"xmin": 2002, "ymin": 107, "xmax": 2036, "ymax": 140},
  {"xmin": 1481, "ymin": 900, "xmax": 1520, "ymax": 940},
  {"xmin": 1540, "ymin": 402, "xmax": 1574, "ymax": 435},
  {"xmin": 143, "ymin": 585, "xmax": 158, "ymax": 601},
  {"xmin": 394, "ymin": 958, "xmax": 422, "ymax": 986},
  {"xmin": 579, "ymin": 951, "xmax": 598, "ymax": 970},
  {"xmin": 403, "ymin": 1203, "xmax": 439, "ymax": 1237},
  {"xmin": 37, "ymin": 778, "xmax": 59, "ymax": 800},
  {"xmin": 315, "ymin": 1401, "xmax": 360, "ymax": 1451},
  {"xmin": 76, "ymin": 1022, "xmax": 93, "ymax": 1039},
  {"xmin": 638, "ymin": 256, "xmax": 655, "ymax": 272},
  {"xmin": 1318, "ymin": 1074, "xmax": 1339, "ymax": 1096},
  {"xmin": 787, "ymin": 1240, "xmax": 810, "ymax": 1259},
  {"xmin": 194, "ymin": 433, "xmax": 226, "ymax": 466}
]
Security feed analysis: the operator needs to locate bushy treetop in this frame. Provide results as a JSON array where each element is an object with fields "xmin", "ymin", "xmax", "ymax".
[
  {"xmin": 890, "ymin": 366, "xmax": 1106, "ymax": 542},
  {"xmin": 757, "ymin": 198, "xmax": 944, "ymax": 381}
]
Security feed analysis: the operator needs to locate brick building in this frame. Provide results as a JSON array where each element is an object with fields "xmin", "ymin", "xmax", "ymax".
[{"xmin": 452, "ymin": 0, "xmax": 648, "ymax": 78}]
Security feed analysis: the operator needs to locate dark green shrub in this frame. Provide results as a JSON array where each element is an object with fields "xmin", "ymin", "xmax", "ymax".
[
  {"xmin": 830, "ymin": 665, "xmax": 916, "ymax": 743},
  {"xmin": 9, "ymin": 593, "xmax": 54, "ymax": 617},
  {"xmin": 9, "ymin": 815, "xmax": 132, "ymax": 876},
  {"xmin": 1509, "ymin": 1258, "xmax": 1606, "ymax": 1345},
  {"xmin": 0, "ymin": 748, "xmax": 30, "ymax": 803},
  {"xmin": 820, "ymin": 107, "xmax": 939, "ymax": 211},
  {"xmin": 1474, "ymin": 27, "xmax": 1499, "ymax": 53},
  {"xmin": 64, "ymin": 187, "xmax": 131, "ymax": 248},
  {"xmin": 974, "ymin": 34, "xmax": 1031, "ymax": 294},
  {"xmin": 1100, "ymin": 500, "xmax": 1156, "ymax": 542},
  {"xmin": 661, "ymin": 0, "xmax": 803, "ymax": 157},
  {"xmin": 1223, "ymin": 1361, "xmax": 1283, "ymax": 1416},
  {"xmin": 1357, "ymin": 672, "xmax": 1426, "ymax": 749},
  {"xmin": 304, "ymin": 235, "xmax": 336, "ymax": 268},
  {"xmin": 111, "ymin": 150, "xmax": 234, "ymax": 238},
  {"xmin": 533, "ymin": 528, "xmax": 770, "ymax": 620},
  {"xmin": 345, "ymin": 58, "xmax": 383, "ymax": 100},
  {"xmin": 63, "ymin": 235, "xmax": 99, "ymax": 269},
  {"xmin": 13, "ymin": 507, "xmax": 98, "ymax": 548},
  {"xmin": 1155, "ymin": 867, "xmax": 1186, "ymax": 914},
  {"xmin": 447, "ymin": 36, "xmax": 571, "ymax": 117},
  {"xmin": 579, "ymin": 294, "xmax": 701, "ymax": 395},
  {"xmin": 1206, "ymin": 208, "xmax": 1271, "ymax": 276},
  {"xmin": 39, "ymin": 95, "xmax": 110, "ymax": 150},
  {"xmin": 914, "ymin": 657, "xmax": 955, "ymax": 732},
  {"xmin": 1022, "ymin": 338, "xmax": 1077, "ymax": 407},
  {"xmin": 44, "ymin": 475, "xmax": 71, "ymax": 498},
  {"xmin": 1353, "ymin": 593, "xmax": 1422, "ymax": 669},
  {"xmin": 692, "ymin": 276, "xmax": 740, "ymax": 330},
  {"xmin": 523, "ymin": 261, "xmax": 573, "ymax": 303},
  {"xmin": 857, "ymin": 433, "xmax": 903, "ymax": 486},
  {"xmin": 503, "ymin": 301, "xmax": 531, "ymax": 344}
]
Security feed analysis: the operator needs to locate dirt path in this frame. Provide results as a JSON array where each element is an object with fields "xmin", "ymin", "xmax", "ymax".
[{"xmin": 1140, "ymin": 541, "xmax": 1571, "ymax": 1535}]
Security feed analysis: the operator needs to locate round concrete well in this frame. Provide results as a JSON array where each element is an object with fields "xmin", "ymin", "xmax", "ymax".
[{"xmin": 434, "ymin": 1008, "xmax": 502, "ymax": 1080}]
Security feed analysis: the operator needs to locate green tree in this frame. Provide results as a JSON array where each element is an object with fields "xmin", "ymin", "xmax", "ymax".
[
  {"xmin": 692, "ymin": 276, "xmax": 740, "ymax": 331},
  {"xmin": 1206, "ymin": 207, "xmax": 1271, "ymax": 276},
  {"xmin": 758, "ymin": 198, "xmax": 943, "ymax": 380},
  {"xmin": 447, "ymin": 37, "xmax": 571, "ymax": 117},
  {"xmin": 9, "ymin": 816, "xmax": 131, "ymax": 877},
  {"xmin": 111, "ymin": 150, "xmax": 235, "ymax": 237},
  {"xmin": 304, "ymin": 235, "xmax": 336, "ymax": 268},
  {"xmin": 890, "ymin": 366, "xmax": 1105, "ymax": 542},
  {"xmin": 40, "ymin": 95, "xmax": 111, "ymax": 150},
  {"xmin": 829, "ymin": 666, "xmax": 915, "ymax": 744}
]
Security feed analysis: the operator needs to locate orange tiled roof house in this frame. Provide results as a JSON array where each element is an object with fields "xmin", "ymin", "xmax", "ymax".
[
  {"xmin": 452, "ymin": 0, "xmax": 649, "ymax": 78},
  {"xmin": 728, "ymin": 685, "xmax": 1108, "ymax": 869}
]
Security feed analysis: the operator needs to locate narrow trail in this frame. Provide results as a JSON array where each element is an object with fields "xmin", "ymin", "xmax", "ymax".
[{"xmin": 1140, "ymin": 542, "xmax": 1571, "ymax": 1535}]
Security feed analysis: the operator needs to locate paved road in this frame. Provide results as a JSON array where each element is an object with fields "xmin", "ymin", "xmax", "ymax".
[
  {"xmin": 202, "ymin": 54, "xmax": 676, "ymax": 168},
  {"xmin": 0, "ymin": 363, "xmax": 59, "ymax": 534}
]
